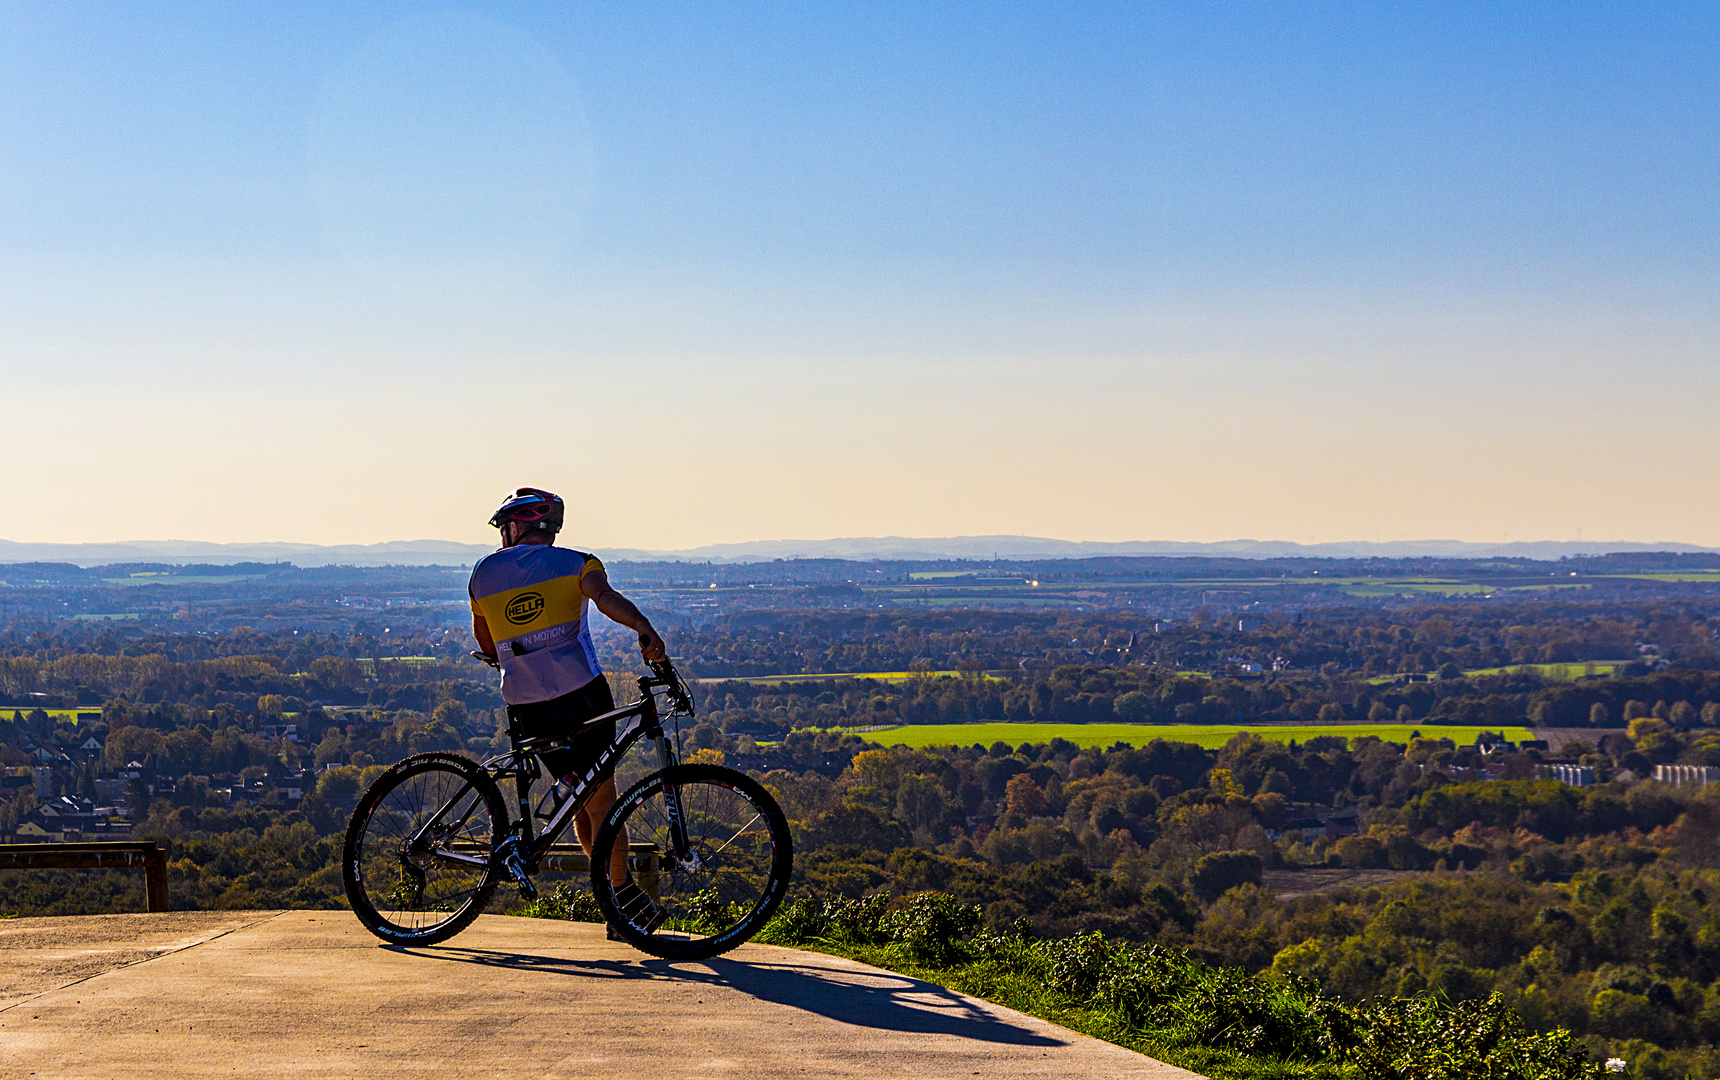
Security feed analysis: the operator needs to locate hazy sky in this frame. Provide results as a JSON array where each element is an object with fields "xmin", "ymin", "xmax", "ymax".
[{"xmin": 3, "ymin": 3, "xmax": 1717, "ymax": 550}]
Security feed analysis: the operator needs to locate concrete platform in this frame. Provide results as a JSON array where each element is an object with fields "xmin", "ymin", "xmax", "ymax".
[{"xmin": 0, "ymin": 910, "xmax": 1203, "ymax": 1079}]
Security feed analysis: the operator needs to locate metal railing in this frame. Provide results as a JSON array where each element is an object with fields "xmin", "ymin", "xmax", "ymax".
[{"xmin": 445, "ymin": 841, "xmax": 661, "ymax": 899}]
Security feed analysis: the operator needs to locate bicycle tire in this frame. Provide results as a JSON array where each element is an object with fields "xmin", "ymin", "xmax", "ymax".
[
  {"xmin": 343, "ymin": 751, "xmax": 507, "ymax": 945},
  {"xmin": 591, "ymin": 763, "xmax": 793, "ymax": 960}
]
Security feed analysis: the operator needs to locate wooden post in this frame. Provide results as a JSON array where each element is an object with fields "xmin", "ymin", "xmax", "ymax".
[
  {"xmin": 144, "ymin": 846, "xmax": 169, "ymax": 912},
  {"xmin": 634, "ymin": 845, "xmax": 660, "ymax": 902}
]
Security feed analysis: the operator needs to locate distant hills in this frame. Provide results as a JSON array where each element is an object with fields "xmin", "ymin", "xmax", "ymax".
[{"xmin": 1, "ymin": 535, "xmax": 1716, "ymax": 568}]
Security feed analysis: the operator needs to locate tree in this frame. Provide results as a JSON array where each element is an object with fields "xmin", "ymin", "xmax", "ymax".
[
  {"xmin": 1004, "ymin": 773, "xmax": 1046, "ymax": 817},
  {"xmin": 105, "ymin": 725, "xmax": 165, "ymax": 771},
  {"xmin": 1190, "ymin": 850, "xmax": 1262, "ymax": 902},
  {"xmin": 1207, "ymin": 768, "xmax": 1243, "ymax": 799},
  {"xmin": 895, "ymin": 776, "xmax": 949, "ymax": 838},
  {"xmin": 1114, "ymin": 691, "xmax": 1154, "ymax": 723},
  {"xmin": 308, "ymin": 656, "xmax": 360, "ymax": 689}
]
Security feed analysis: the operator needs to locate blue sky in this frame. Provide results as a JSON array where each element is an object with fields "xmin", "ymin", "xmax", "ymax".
[{"xmin": 2, "ymin": 3, "xmax": 1717, "ymax": 548}]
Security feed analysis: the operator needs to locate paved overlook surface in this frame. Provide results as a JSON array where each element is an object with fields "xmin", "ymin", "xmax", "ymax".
[{"xmin": 0, "ymin": 911, "xmax": 1203, "ymax": 1079}]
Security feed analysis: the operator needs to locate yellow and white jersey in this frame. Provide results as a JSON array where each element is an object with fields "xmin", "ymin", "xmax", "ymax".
[{"xmin": 468, "ymin": 544, "xmax": 605, "ymax": 704}]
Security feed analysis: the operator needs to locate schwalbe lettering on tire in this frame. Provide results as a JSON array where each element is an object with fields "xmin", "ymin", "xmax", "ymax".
[{"xmin": 342, "ymin": 752, "xmax": 505, "ymax": 946}]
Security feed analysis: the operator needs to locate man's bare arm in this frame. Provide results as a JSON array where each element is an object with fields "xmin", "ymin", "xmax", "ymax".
[
  {"xmin": 581, "ymin": 567, "xmax": 668, "ymax": 661},
  {"xmin": 472, "ymin": 612, "xmax": 498, "ymax": 663}
]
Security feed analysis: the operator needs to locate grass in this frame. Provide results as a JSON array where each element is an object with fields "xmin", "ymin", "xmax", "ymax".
[
  {"xmin": 852, "ymin": 721, "xmax": 1535, "ymax": 751},
  {"xmin": 0, "ymin": 707, "xmax": 103, "ymax": 723},
  {"xmin": 1462, "ymin": 661, "xmax": 1629, "ymax": 680},
  {"xmin": 100, "ymin": 573, "xmax": 265, "ymax": 586},
  {"xmin": 1363, "ymin": 661, "xmax": 1628, "ymax": 685},
  {"xmin": 1339, "ymin": 581, "xmax": 1490, "ymax": 597},
  {"xmin": 706, "ymin": 670, "xmax": 1013, "ymax": 685},
  {"xmin": 744, "ymin": 893, "xmax": 1601, "ymax": 1080},
  {"xmin": 793, "ymin": 937, "xmax": 1324, "ymax": 1078}
]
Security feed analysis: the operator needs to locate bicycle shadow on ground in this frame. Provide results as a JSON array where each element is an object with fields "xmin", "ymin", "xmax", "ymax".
[
  {"xmin": 395, "ymin": 944, "xmax": 1064, "ymax": 1047},
  {"xmin": 700, "ymin": 956, "xmax": 1065, "ymax": 1046}
]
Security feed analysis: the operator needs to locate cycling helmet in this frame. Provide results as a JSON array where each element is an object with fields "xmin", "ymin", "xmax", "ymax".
[{"xmin": 489, "ymin": 487, "xmax": 564, "ymax": 536}]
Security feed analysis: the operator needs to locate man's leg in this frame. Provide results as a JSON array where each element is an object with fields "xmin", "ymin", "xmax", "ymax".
[{"xmin": 574, "ymin": 778, "xmax": 628, "ymax": 885}]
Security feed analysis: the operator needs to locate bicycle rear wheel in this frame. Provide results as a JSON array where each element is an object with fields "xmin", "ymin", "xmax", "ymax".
[
  {"xmin": 592, "ymin": 763, "xmax": 793, "ymax": 960},
  {"xmin": 343, "ymin": 752, "xmax": 506, "ymax": 945}
]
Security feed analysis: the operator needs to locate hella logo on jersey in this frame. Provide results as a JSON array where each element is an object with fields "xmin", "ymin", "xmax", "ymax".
[{"xmin": 505, "ymin": 592, "xmax": 546, "ymax": 625}]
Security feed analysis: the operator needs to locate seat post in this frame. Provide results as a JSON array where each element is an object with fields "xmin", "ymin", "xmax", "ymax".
[{"xmin": 504, "ymin": 708, "xmax": 536, "ymax": 843}]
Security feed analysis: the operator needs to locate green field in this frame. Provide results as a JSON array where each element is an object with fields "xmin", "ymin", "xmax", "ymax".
[
  {"xmin": 1463, "ymin": 661, "xmax": 1629, "ymax": 680},
  {"xmin": 705, "ymin": 670, "xmax": 997, "ymax": 685},
  {"xmin": 101, "ymin": 573, "xmax": 265, "ymax": 586},
  {"xmin": 1340, "ymin": 580, "xmax": 1490, "ymax": 597},
  {"xmin": 1364, "ymin": 661, "xmax": 1629, "ymax": 685},
  {"xmin": 1, "ymin": 707, "xmax": 102, "ymax": 724},
  {"xmin": 852, "ymin": 721, "xmax": 1535, "ymax": 751}
]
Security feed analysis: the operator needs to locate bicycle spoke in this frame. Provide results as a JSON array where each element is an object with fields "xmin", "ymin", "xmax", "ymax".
[
  {"xmin": 346, "ymin": 757, "xmax": 502, "ymax": 941},
  {"xmin": 596, "ymin": 767, "xmax": 789, "ymax": 957}
]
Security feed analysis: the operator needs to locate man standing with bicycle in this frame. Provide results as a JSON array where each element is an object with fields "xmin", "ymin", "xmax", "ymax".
[{"xmin": 468, "ymin": 487, "xmax": 667, "ymax": 927}]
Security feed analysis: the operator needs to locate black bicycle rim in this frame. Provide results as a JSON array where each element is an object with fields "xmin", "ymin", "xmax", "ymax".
[{"xmin": 593, "ymin": 764, "xmax": 792, "ymax": 958}]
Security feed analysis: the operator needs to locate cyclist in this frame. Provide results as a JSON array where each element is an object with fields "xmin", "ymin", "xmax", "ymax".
[{"xmin": 469, "ymin": 487, "xmax": 666, "ymax": 932}]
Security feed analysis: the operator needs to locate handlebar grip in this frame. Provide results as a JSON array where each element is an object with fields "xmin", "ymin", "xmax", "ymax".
[{"xmin": 646, "ymin": 658, "xmax": 694, "ymax": 711}]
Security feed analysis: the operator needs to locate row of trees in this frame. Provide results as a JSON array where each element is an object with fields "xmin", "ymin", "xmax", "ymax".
[{"xmin": 691, "ymin": 663, "xmax": 1720, "ymax": 735}]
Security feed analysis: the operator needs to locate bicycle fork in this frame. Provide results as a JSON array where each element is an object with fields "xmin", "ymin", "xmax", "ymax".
[{"xmin": 655, "ymin": 732, "xmax": 695, "ymax": 867}]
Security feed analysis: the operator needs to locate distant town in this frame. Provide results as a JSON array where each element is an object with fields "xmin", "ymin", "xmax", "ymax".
[{"xmin": 7, "ymin": 551, "xmax": 1720, "ymax": 1074}]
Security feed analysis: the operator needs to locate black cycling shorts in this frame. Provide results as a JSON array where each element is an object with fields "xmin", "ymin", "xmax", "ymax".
[{"xmin": 506, "ymin": 677, "xmax": 617, "ymax": 784}]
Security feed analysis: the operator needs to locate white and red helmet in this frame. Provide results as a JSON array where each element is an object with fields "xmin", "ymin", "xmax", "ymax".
[{"xmin": 488, "ymin": 487, "xmax": 564, "ymax": 536}]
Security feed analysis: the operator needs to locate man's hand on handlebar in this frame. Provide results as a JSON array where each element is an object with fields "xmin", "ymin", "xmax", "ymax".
[{"xmin": 637, "ymin": 624, "xmax": 668, "ymax": 662}]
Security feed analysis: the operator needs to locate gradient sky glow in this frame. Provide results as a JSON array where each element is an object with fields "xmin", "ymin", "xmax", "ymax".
[{"xmin": 3, "ymin": 3, "xmax": 1717, "ymax": 550}]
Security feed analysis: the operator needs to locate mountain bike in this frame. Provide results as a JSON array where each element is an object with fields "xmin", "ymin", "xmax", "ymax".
[{"xmin": 341, "ymin": 659, "xmax": 792, "ymax": 960}]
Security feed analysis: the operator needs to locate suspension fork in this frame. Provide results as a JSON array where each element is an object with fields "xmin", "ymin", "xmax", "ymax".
[{"xmin": 644, "ymin": 695, "xmax": 694, "ymax": 861}]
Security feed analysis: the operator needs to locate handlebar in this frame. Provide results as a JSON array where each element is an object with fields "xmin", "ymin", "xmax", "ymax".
[
  {"xmin": 473, "ymin": 647, "xmax": 690, "ymax": 714},
  {"xmin": 643, "ymin": 658, "xmax": 695, "ymax": 715}
]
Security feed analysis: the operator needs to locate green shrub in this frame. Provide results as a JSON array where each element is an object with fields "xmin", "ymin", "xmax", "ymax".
[
  {"xmin": 519, "ymin": 880, "xmax": 603, "ymax": 923},
  {"xmin": 757, "ymin": 891, "xmax": 1604, "ymax": 1080},
  {"xmin": 1348, "ymin": 993, "xmax": 1603, "ymax": 1080},
  {"xmin": 881, "ymin": 892, "xmax": 982, "ymax": 963}
]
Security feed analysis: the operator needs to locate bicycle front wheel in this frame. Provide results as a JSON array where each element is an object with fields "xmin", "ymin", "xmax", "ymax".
[
  {"xmin": 592, "ymin": 764, "xmax": 793, "ymax": 960},
  {"xmin": 343, "ymin": 752, "xmax": 506, "ymax": 945}
]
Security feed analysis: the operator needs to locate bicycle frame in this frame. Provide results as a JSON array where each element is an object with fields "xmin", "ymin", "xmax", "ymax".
[{"xmin": 409, "ymin": 672, "xmax": 693, "ymax": 875}]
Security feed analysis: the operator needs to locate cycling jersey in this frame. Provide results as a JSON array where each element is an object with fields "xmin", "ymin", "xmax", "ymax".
[{"xmin": 469, "ymin": 544, "xmax": 605, "ymax": 704}]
